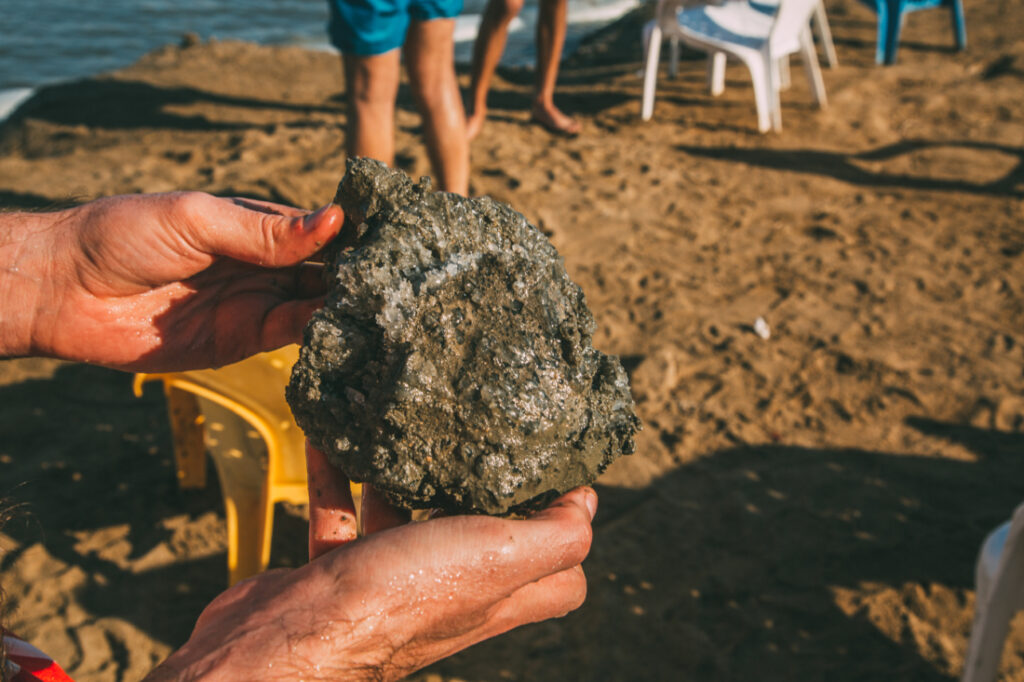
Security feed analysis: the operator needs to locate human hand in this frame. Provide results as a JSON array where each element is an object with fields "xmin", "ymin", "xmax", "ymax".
[
  {"xmin": 145, "ymin": 446, "xmax": 596, "ymax": 681},
  {"xmin": 306, "ymin": 442, "xmax": 411, "ymax": 555},
  {"xmin": 0, "ymin": 192, "xmax": 342, "ymax": 372}
]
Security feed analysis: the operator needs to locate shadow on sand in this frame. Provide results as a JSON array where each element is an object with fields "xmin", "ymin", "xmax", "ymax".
[
  {"xmin": 2, "ymin": 362, "xmax": 1022, "ymax": 678},
  {"xmin": 428, "ymin": 419, "xmax": 1023, "ymax": 680},
  {"xmin": 0, "ymin": 77, "xmax": 342, "ymax": 136},
  {"xmin": 0, "ymin": 363, "xmax": 307, "ymax": 645},
  {"xmin": 678, "ymin": 139, "xmax": 1024, "ymax": 198}
]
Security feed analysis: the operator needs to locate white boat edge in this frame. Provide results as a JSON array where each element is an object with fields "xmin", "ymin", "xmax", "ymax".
[{"xmin": 0, "ymin": 87, "xmax": 35, "ymax": 123}]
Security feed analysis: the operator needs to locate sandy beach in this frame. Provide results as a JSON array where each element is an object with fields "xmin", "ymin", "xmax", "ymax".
[{"xmin": 0, "ymin": 0, "xmax": 1022, "ymax": 678}]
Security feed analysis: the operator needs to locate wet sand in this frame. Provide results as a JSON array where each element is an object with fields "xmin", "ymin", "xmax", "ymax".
[{"xmin": 0, "ymin": 0, "xmax": 1022, "ymax": 678}]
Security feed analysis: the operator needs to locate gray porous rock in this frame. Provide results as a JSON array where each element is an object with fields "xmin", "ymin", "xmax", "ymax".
[{"xmin": 287, "ymin": 158, "xmax": 640, "ymax": 515}]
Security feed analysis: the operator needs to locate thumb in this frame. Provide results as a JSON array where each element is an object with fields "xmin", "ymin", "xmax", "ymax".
[{"xmin": 176, "ymin": 194, "xmax": 344, "ymax": 267}]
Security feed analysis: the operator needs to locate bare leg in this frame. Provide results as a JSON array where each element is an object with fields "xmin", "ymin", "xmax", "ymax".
[
  {"xmin": 405, "ymin": 18, "xmax": 470, "ymax": 195},
  {"xmin": 533, "ymin": 0, "xmax": 580, "ymax": 135},
  {"xmin": 343, "ymin": 51, "xmax": 401, "ymax": 165},
  {"xmin": 466, "ymin": 0, "xmax": 525, "ymax": 140}
]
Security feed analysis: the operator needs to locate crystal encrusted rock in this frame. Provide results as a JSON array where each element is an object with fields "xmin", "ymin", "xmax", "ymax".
[{"xmin": 287, "ymin": 158, "xmax": 639, "ymax": 515}]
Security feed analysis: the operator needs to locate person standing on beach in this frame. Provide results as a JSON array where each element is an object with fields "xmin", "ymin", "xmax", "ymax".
[
  {"xmin": 327, "ymin": 0, "xmax": 470, "ymax": 194},
  {"xmin": 466, "ymin": 0, "xmax": 581, "ymax": 139}
]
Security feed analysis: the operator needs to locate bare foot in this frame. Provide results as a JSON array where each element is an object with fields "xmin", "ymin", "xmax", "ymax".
[
  {"xmin": 530, "ymin": 103, "xmax": 581, "ymax": 137},
  {"xmin": 466, "ymin": 106, "xmax": 487, "ymax": 141}
]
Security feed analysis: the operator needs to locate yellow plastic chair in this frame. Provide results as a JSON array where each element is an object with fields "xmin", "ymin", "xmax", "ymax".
[{"xmin": 134, "ymin": 346, "xmax": 308, "ymax": 585}]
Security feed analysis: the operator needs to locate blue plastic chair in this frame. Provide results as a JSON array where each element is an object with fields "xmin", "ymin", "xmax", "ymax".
[{"xmin": 859, "ymin": 0, "xmax": 967, "ymax": 64}]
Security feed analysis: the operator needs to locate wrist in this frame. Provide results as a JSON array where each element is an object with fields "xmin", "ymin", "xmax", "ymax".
[{"xmin": 0, "ymin": 208, "xmax": 69, "ymax": 359}]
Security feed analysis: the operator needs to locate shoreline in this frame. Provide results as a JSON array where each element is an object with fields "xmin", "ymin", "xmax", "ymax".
[{"xmin": 0, "ymin": 0, "xmax": 640, "ymax": 123}]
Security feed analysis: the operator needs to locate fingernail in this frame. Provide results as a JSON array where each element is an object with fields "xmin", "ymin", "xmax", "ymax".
[
  {"xmin": 583, "ymin": 488, "xmax": 597, "ymax": 520},
  {"xmin": 302, "ymin": 204, "xmax": 332, "ymax": 232}
]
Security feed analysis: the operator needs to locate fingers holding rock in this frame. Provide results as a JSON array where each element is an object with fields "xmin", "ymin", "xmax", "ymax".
[
  {"xmin": 361, "ymin": 483, "xmax": 412, "ymax": 535},
  {"xmin": 306, "ymin": 443, "xmax": 358, "ymax": 559}
]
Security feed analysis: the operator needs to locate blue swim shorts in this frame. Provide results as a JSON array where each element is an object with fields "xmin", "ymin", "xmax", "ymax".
[{"xmin": 328, "ymin": 0, "xmax": 464, "ymax": 56}]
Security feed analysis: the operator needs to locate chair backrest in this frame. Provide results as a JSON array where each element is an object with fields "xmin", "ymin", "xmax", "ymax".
[
  {"xmin": 184, "ymin": 346, "xmax": 307, "ymax": 494},
  {"xmin": 655, "ymin": 0, "xmax": 682, "ymax": 26},
  {"xmin": 655, "ymin": 0, "xmax": 708, "ymax": 27},
  {"xmin": 135, "ymin": 345, "xmax": 309, "ymax": 501},
  {"xmin": 135, "ymin": 345, "xmax": 309, "ymax": 585},
  {"xmin": 770, "ymin": 0, "xmax": 819, "ymax": 49}
]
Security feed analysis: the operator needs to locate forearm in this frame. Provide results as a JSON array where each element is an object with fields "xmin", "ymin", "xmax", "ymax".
[{"xmin": 0, "ymin": 209, "xmax": 66, "ymax": 358}]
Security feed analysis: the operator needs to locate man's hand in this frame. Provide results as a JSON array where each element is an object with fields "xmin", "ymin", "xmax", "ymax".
[
  {"xmin": 0, "ymin": 192, "xmax": 342, "ymax": 371},
  {"xmin": 146, "ymin": 447, "xmax": 596, "ymax": 681}
]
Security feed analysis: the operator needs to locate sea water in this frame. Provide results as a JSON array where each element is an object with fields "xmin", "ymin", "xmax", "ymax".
[{"xmin": 0, "ymin": 0, "xmax": 639, "ymax": 120}]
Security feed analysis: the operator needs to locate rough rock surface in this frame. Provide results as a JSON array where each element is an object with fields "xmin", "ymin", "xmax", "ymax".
[{"xmin": 287, "ymin": 158, "xmax": 639, "ymax": 515}]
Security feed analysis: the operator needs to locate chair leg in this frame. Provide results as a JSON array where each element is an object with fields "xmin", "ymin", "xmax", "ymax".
[
  {"xmin": 641, "ymin": 24, "xmax": 663, "ymax": 120},
  {"xmin": 219, "ymin": 465, "xmax": 274, "ymax": 587},
  {"xmin": 975, "ymin": 523, "xmax": 1012, "ymax": 621},
  {"xmin": 874, "ymin": 0, "xmax": 889, "ymax": 64},
  {"xmin": 641, "ymin": 19, "xmax": 653, "ymax": 65},
  {"xmin": 197, "ymin": 398, "xmax": 274, "ymax": 586},
  {"xmin": 882, "ymin": 0, "xmax": 905, "ymax": 65},
  {"xmin": 778, "ymin": 56, "xmax": 792, "ymax": 90},
  {"xmin": 950, "ymin": 0, "xmax": 967, "ymax": 50},
  {"xmin": 813, "ymin": 0, "xmax": 839, "ymax": 67},
  {"xmin": 800, "ymin": 29, "xmax": 828, "ymax": 109},
  {"xmin": 163, "ymin": 386, "xmax": 208, "ymax": 489},
  {"xmin": 669, "ymin": 37, "xmax": 681, "ymax": 78},
  {"xmin": 768, "ymin": 58, "xmax": 782, "ymax": 131},
  {"xmin": 963, "ymin": 504, "xmax": 1024, "ymax": 682},
  {"xmin": 746, "ymin": 55, "xmax": 774, "ymax": 133},
  {"xmin": 707, "ymin": 52, "xmax": 727, "ymax": 96}
]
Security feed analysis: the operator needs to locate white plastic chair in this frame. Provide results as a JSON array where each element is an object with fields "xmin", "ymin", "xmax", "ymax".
[
  {"xmin": 751, "ymin": 0, "xmax": 838, "ymax": 66},
  {"xmin": 134, "ymin": 347, "xmax": 311, "ymax": 586},
  {"xmin": 642, "ymin": 0, "xmax": 837, "ymax": 82},
  {"xmin": 641, "ymin": 0, "xmax": 828, "ymax": 132},
  {"xmin": 962, "ymin": 501, "xmax": 1024, "ymax": 682},
  {"xmin": 640, "ymin": 0, "xmax": 836, "ymax": 84}
]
